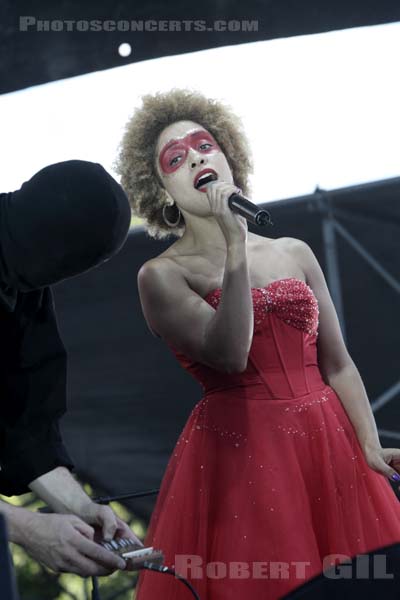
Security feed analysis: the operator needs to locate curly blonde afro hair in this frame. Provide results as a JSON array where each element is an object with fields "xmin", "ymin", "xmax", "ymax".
[{"xmin": 115, "ymin": 88, "xmax": 253, "ymax": 239}]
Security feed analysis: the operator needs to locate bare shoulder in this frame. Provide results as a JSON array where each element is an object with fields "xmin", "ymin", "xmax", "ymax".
[
  {"xmin": 137, "ymin": 255, "xmax": 186, "ymax": 295},
  {"xmin": 278, "ymin": 236, "xmax": 315, "ymax": 260},
  {"xmin": 276, "ymin": 236, "xmax": 307, "ymax": 251},
  {"xmin": 137, "ymin": 256, "xmax": 190, "ymax": 338},
  {"xmin": 255, "ymin": 235, "xmax": 313, "ymax": 260},
  {"xmin": 274, "ymin": 236, "xmax": 322, "ymax": 281},
  {"xmin": 251, "ymin": 235, "xmax": 304, "ymax": 252},
  {"xmin": 281, "ymin": 237, "xmax": 327, "ymax": 289}
]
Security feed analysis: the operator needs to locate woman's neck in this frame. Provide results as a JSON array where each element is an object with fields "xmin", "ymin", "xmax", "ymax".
[{"xmin": 173, "ymin": 212, "xmax": 244, "ymax": 256}]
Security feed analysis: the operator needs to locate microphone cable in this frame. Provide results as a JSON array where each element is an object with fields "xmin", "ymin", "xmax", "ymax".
[
  {"xmin": 141, "ymin": 561, "xmax": 201, "ymax": 600},
  {"xmin": 91, "ymin": 562, "xmax": 201, "ymax": 600}
]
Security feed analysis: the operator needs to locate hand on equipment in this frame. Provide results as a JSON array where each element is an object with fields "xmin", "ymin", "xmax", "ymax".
[
  {"xmin": 21, "ymin": 512, "xmax": 129, "ymax": 576},
  {"xmin": 99, "ymin": 538, "xmax": 164, "ymax": 571}
]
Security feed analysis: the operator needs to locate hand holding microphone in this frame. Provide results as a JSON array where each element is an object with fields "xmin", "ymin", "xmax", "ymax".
[
  {"xmin": 205, "ymin": 178, "xmax": 273, "ymax": 228},
  {"xmin": 205, "ymin": 181, "xmax": 249, "ymax": 245},
  {"xmin": 228, "ymin": 189, "xmax": 273, "ymax": 227}
]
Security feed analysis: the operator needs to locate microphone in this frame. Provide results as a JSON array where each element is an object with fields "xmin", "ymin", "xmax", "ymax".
[{"xmin": 228, "ymin": 192, "xmax": 273, "ymax": 227}]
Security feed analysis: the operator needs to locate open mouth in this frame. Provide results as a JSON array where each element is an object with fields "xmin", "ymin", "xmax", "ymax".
[{"xmin": 194, "ymin": 169, "xmax": 218, "ymax": 190}]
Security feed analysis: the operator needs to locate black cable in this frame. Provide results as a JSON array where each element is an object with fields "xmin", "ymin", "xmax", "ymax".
[
  {"xmin": 91, "ymin": 575, "xmax": 100, "ymax": 600},
  {"xmin": 141, "ymin": 562, "xmax": 201, "ymax": 600},
  {"xmin": 91, "ymin": 562, "xmax": 201, "ymax": 600},
  {"xmin": 39, "ymin": 488, "xmax": 160, "ymax": 514},
  {"xmin": 92, "ymin": 489, "xmax": 159, "ymax": 505}
]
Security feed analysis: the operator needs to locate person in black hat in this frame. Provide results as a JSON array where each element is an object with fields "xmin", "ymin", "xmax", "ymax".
[{"xmin": 0, "ymin": 160, "xmax": 141, "ymax": 576}]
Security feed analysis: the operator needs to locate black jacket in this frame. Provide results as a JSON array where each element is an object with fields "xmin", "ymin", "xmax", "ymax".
[{"xmin": 0, "ymin": 287, "xmax": 73, "ymax": 496}]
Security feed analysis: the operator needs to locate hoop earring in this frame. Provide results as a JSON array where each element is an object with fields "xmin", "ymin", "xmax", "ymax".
[{"xmin": 162, "ymin": 203, "xmax": 182, "ymax": 228}]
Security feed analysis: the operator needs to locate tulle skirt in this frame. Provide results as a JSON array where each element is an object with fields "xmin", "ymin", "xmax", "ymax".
[{"xmin": 135, "ymin": 383, "xmax": 400, "ymax": 599}]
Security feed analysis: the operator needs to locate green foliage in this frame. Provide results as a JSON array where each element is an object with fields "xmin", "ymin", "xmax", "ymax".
[
  {"xmin": 130, "ymin": 215, "xmax": 143, "ymax": 228},
  {"xmin": 2, "ymin": 486, "xmax": 147, "ymax": 600}
]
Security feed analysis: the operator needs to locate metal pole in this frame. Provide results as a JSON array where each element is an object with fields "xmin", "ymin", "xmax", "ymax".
[{"xmin": 317, "ymin": 190, "xmax": 347, "ymax": 343}]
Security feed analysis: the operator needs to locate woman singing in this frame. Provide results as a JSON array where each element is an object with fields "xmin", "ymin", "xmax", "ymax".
[{"xmin": 116, "ymin": 89, "xmax": 400, "ymax": 599}]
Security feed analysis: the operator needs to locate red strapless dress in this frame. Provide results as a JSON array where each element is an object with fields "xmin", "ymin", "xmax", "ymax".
[{"xmin": 136, "ymin": 278, "xmax": 400, "ymax": 599}]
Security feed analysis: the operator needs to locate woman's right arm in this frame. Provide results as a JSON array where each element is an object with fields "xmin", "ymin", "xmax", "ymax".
[
  {"xmin": 137, "ymin": 242, "xmax": 253, "ymax": 373},
  {"xmin": 138, "ymin": 182, "xmax": 255, "ymax": 373}
]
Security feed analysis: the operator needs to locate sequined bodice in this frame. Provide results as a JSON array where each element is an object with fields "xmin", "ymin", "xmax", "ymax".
[
  {"xmin": 172, "ymin": 278, "xmax": 325, "ymax": 400},
  {"xmin": 204, "ymin": 277, "xmax": 319, "ymax": 336}
]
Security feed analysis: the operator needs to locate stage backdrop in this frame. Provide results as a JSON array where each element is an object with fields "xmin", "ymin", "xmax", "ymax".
[
  {"xmin": 54, "ymin": 178, "xmax": 400, "ymax": 519},
  {"xmin": 1, "ymin": 0, "xmax": 400, "ymax": 94}
]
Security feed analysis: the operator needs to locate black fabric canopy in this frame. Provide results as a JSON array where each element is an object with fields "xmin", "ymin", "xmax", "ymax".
[
  {"xmin": 53, "ymin": 178, "xmax": 400, "ymax": 518},
  {"xmin": 1, "ymin": 0, "xmax": 400, "ymax": 94}
]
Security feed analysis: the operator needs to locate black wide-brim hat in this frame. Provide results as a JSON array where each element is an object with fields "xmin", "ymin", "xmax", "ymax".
[{"xmin": 0, "ymin": 160, "xmax": 131, "ymax": 310}]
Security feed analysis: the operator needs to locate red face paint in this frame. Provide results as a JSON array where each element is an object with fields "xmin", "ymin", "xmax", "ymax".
[{"xmin": 158, "ymin": 129, "xmax": 220, "ymax": 174}]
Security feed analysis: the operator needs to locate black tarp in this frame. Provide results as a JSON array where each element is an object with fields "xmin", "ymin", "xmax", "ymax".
[
  {"xmin": 1, "ymin": 0, "xmax": 400, "ymax": 94},
  {"xmin": 53, "ymin": 178, "xmax": 400, "ymax": 518}
]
